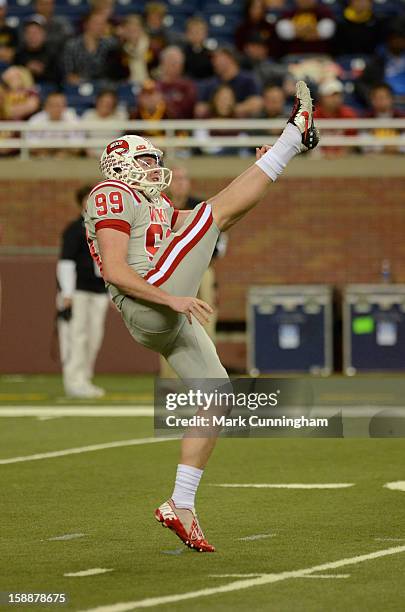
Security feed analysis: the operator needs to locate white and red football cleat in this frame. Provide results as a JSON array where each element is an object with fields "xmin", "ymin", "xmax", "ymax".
[
  {"xmin": 155, "ymin": 499, "xmax": 215, "ymax": 553},
  {"xmin": 288, "ymin": 80, "xmax": 320, "ymax": 151}
]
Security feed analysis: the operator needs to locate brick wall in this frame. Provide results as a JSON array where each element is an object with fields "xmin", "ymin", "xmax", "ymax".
[
  {"xmin": 2, "ymin": 176, "xmax": 404, "ymax": 320},
  {"xmin": 210, "ymin": 176, "xmax": 405, "ymax": 320}
]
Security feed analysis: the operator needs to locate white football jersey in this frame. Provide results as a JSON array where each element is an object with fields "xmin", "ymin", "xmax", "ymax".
[{"xmin": 84, "ymin": 178, "xmax": 178, "ymax": 307}]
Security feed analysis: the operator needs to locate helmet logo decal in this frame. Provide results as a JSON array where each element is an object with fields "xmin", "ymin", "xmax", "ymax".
[
  {"xmin": 136, "ymin": 144, "xmax": 147, "ymax": 151},
  {"xmin": 107, "ymin": 139, "xmax": 129, "ymax": 156}
]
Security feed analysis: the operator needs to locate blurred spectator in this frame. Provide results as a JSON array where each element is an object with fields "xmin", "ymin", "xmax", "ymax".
[
  {"xmin": 26, "ymin": 91, "xmax": 81, "ymax": 157},
  {"xmin": 155, "ymin": 45, "xmax": 197, "ymax": 118},
  {"xmin": 254, "ymin": 83, "xmax": 287, "ymax": 139},
  {"xmin": 0, "ymin": 66, "xmax": 39, "ymax": 155},
  {"xmin": 276, "ymin": 0, "xmax": 336, "ymax": 56},
  {"xmin": 195, "ymin": 84, "xmax": 242, "ymax": 155},
  {"xmin": 0, "ymin": 65, "xmax": 39, "ymax": 119},
  {"xmin": 117, "ymin": 14, "xmax": 150, "ymax": 84},
  {"xmin": 182, "ymin": 16, "xmax": 213, "ymax": 81},
  {"xmin": 240, "ymin": 32, "xmax": 288, "ymax": 86},
  {"xmin": 129, "ymin": 78, "xmax": 169, "ymax": 136},
  {"xmin": 235, "ymin": 0, "xmax": 280, "ymax": 59},
  {"xmin": 210, "ymin": 83, "xmax": 238, "ymax": 119},
  {"xmin": 82, "ymin": 89, "xmax": 128, "ymax": 157},
  {"xmin": 57, "ymin": 184, "xmax": 109, "ymax": 399},
  {"xmin": 0, "ymin": 0, "xmax": 18, "ymax": 66},
  {"xmin": 260, "ymin": 83, "xmax": 286, "ymax": 118},
  {"xmin": 287, "ymin": 55, "xmax": 341, "ymax": 87},
  {"xmin": 89, "ymin": 0, "xmax": 120, "ymax": 36},
  {"xmin": 267, "ymin": 0, "xmax": 287, "ymax": 7},
  {"xmin": 362, "ymin": 82, "xmax": 405, "ymax": 154},
  {"xmin": 333, "ymin": 0, "xmax": 383, "ymax": 57},
  {"xmin": 31, "ymin": 0, "xmax": 73, "ymax": 53},
  {"xmin": 63, "ymin": 12, "xmax": 119, "ymax": 85},
  {"xmin": 15, "ymin": 16, "xmax": 61, "ymax": 85},
  {"xmin": 145, "ymin": 2, "xmax": 171, "ymax": 70},
  {"xmin": 357, "ymin": 18, "xmax": 405, "ymax": 104},
  {"xmin": 314, "ymin": 78, "xmax": 358, "ymax": 157},
  {"xmin": 367, "ymin": 83, "xmax": 404, "ymax": 118},
  {"xmin": 196, "ymin": 46, "xmax": 263, "ymax": 118}
]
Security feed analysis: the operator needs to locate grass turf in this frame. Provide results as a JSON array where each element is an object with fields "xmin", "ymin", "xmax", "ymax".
[{"xmin": 1, "ymin": 376, "xmax": 405, "ymax": 611}]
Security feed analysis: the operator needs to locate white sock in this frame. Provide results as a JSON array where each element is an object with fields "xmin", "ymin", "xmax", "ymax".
[
  {"xmin": 171, "ymin": 464, "xmax": 203, "ymax": 510},
  {"xmin": 256, "ymin": 123, "xmax": 302, "ymax": 181}
]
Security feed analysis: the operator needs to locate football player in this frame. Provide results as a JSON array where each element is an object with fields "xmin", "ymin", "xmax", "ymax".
[{"xmin": 85, "ymin": 81, "xmax": 319, "ymax": 552}]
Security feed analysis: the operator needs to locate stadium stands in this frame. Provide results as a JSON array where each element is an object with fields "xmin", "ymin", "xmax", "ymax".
[{"xmin": 0, "ymin": 0, "xmax": 403, "ymax": 149}]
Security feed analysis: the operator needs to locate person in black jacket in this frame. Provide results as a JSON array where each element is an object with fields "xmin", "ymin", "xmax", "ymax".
[
  {"xmin": 182, "ymin": 16, "xmax": 213, "ymax": 81},
  {"xmin": 57, "ymin": 185, "xmax": 109, "ymax": 398},
  {"xmin": 15, "ymin": 16, "xmax": 61, "ymax": 85}
]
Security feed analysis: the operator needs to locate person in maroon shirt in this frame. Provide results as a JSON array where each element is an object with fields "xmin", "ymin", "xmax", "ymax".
[
  {"xmin": 314, "ymin": 78, "xmax": 358, "ymax": 157},
  {"xmin": 276, "ymin": 0, "xmax": 336, "ymax": 56},
  {"xmin": 155, "ymin": 45, "xmax": 197, "ymax": 118}
]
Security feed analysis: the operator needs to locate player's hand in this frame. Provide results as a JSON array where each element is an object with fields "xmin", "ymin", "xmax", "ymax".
[
  {"xmin": 63, "ymin": 297, "xmax": 73, "ymax": 309},
  {"xmin": 256, "ymin": 145, "xmax": 271, "ymax": 160},
  {"xmin": 168, "ymin": 296, "xmax": 213, "ymax": 325}
]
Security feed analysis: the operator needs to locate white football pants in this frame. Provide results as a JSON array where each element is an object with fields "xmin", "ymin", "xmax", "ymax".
[{"xmin": 60, "ymin": 290, "xmax": 109, "ymax": 390}]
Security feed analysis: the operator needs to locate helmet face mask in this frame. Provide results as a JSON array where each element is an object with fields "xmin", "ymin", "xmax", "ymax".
[{"xmin": 100, "ymin": 135, "xmax": 172, "ymax": 198}]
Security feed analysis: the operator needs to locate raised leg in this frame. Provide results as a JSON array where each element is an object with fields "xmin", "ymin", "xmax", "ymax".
[{"xmin": 209, "ymin": 81, "xmax": 319, "ymax": 232}]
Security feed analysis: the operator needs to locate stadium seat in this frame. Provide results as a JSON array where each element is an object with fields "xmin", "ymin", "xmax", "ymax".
[
  {"xmin": 166, "ymin": 0, "xmax": 199, "ymax": 13},
  {"xmin": 0, "ymin": 60, "xmax": 10, "ymax": 73},
  {"xmin": 373, "ymin": 0, "xmax": 404, "ymax": 16},
  {"xmin": 116, "ymin": 81, "xmax": 139, "ymax": 107},
  {"xmin": 207, "ymin": 13, "xmax": 240, "ymax": 38},
  {"xmin": 5, "ymin": 16, "xmax": 20, "ymax": 28},
  {"xmin": 55, "ymin": 0, "xmax": 88, "ymax": 8},
  {"xmin": 115, "ymin": 0, "xmax": 147, "ymax": 16},
  {"xmin": 63, "ymin": 82, "xmax": 97, "ymax": 113},
  {"xmin": 320, "ymin": 0, "xmax": 343, "ymax": 17},
  {"xmin": 6, "ymin": 0, "xmax": 34, "ymax": 18},
  {"xmin": 337, "ymin": 55, "xmax": 370, "ymax": 80},
  {"xmin": 37, "ymin": 82, "xmax": 58, "ymax": 103},
  {"xmin": 54, "ymin": 0, "xmax": 89, "ymax": 18},
  {"xmin": 207, "ymin": 33, "xmax": 235, "ymax": 45},
  {"xmin": 202, "ymin": 0, "xmax": 244, "ymax": 12},
  {"xmin": 341, "ymin": 79, "xmax": 365, "ymax": 111}
]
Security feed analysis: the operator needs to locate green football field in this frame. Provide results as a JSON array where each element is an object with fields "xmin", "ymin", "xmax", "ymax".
[{"xmin": 1, "ymin": 375, "xmax": 405, "ymax": 612}]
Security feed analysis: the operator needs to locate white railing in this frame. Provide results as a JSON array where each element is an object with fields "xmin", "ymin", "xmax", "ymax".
[{"xmin": 0, "ymin": 119, "xmax": 404, "ymax": 158}]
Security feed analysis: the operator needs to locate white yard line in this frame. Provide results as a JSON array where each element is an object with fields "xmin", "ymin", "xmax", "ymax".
[
  {"xmin": 384, "ymin": 481, "xmax": 405, "ymax": 492},
  {"xmin": 213, "ymin": 483, "xmax": 355, "ymax": 489},
  {"xmin": 0, "ymin": 437, "xmax": 175, "ymax": 465},
  {"xmin": 209, "ymin": 574, "xmax": 264, "ymax": 578},
  {"xmin": 238, "ymin": 534, "xmax": 277, "ymax": 541},
  {"xmin": 375, "ymin": 538, "xmax": 405, "ymax": 542},
  {"xmin": 48, "ymin": 533, "xmax": 86, "ymax": 541},
  {"xmin": 0, "ymin": 406, "xmax": 153, "ymax": 417},
  {"xmin": 300, "ymin": 574, "xmax": 350, "ymax": 579},
  {"xmin": 65, "ymin": 569, "xmax": 113, "ymax": 577},
  {"xmin": 210, "ymin": 573, "xmax": 350, "ymax": 579},
  {"xmin": 79, "ymin": 545, "xmax": 405, "ymax": 612}
]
